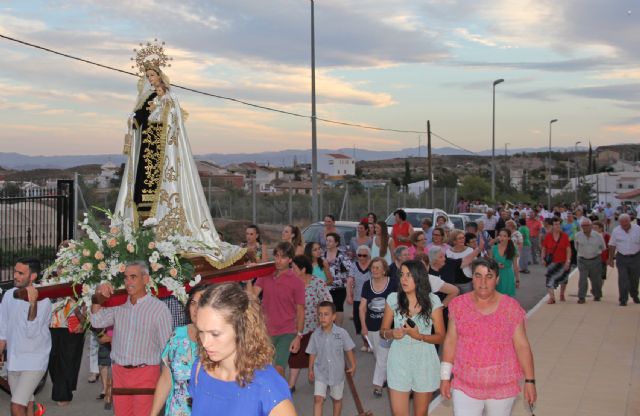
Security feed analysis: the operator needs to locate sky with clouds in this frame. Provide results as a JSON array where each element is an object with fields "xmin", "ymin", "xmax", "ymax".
[{"xmin": 0, "ymin": 0, "xmax": 638, "ymax": 157}]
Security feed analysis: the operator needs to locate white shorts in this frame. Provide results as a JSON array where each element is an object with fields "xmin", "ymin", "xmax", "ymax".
[
  {"xmin": 452, "ymin": 388, "xmax": 517, "ymax": 416},
  {"xmin": 8, "ymin": 370, "xmax": 46, "ymax": 406},
  {"xmin": 314, "ymin": 380, "xmax": 345, "ymax": 400}
]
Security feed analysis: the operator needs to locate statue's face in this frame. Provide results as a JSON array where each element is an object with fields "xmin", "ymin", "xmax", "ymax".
[{"xmin": 146, "ymin": 69, "xmax": 161, "ymax": 87}]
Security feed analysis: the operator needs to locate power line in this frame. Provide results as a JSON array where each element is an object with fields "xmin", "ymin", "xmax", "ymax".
[
  {"xmin": 431, "ymin": 131, "xmax": 478, "ymax": 155},
  {"xmin": 1, "ymin": 33, "xmax": 428, "ymax": 134}
]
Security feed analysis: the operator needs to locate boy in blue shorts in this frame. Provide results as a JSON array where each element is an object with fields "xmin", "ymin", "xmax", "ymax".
[{"xmin": 307, "ymin": 301, "xmax": 356, "ymax": 416}]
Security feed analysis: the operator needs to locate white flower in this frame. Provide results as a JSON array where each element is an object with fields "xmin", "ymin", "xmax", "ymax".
[
  {"xmin": 188, "ymin": 274, "xmax": 202, "ymax": 287},
  {"xmin": 142, "ymin": 218, "xmax": 159, "ymax": 227}
]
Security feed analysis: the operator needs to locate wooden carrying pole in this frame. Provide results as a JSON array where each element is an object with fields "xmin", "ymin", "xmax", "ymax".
[{"xmin": 345, "ymin": 370, "xmax": 373, "ymax": 416}]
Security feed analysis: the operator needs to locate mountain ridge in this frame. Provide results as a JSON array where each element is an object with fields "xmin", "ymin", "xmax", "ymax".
[{"xmin": 0, "ymin": 145, "xmax": 594, "ymax": 171}]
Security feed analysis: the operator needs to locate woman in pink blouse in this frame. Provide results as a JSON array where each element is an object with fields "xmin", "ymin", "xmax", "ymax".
[{"xmin": 440, "ymin": 257, "xmax": 536, "ymax": 415}]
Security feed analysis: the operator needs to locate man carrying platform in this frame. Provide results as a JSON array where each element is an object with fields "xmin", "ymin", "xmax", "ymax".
[
  {"xmin": 0, "ymin": 258, "xmax": 51, "ymax": 416},
  {"xmin": 90, "ymin": 260, "xmax": 172, "ymax": 416}
]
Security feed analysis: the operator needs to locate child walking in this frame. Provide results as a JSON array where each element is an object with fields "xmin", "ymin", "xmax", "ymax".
[{"xmin": 307, "ymin": 301, "xmax": 356, "ymax": 416}]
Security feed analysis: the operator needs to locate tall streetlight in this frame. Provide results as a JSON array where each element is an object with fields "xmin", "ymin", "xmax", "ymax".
[
  {"xmin": 491, "ymin": 78, "xmax": 505, "ymax": 202},
  {"xmin": 310, "ymin": 0, "xmax": 319, "ymax": 221},
  {"xmin": 547, "ymin": 119, "xmax": 558, "ymax": 209},
  {"xmin": 504, "ymin": 142, "xmax": 510, "ymax": 189},
  {"xmin": 574, "ymin": 140, "xmax": 582, "ymax": 204}
]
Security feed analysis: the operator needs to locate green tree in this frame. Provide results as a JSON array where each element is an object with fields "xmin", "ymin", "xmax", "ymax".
[
  {"xmin": 459, "ymin": 175, "xmax": 491, "ymax": 201},
  {"xmin": 402, "ymin": 158, "xmax": 411, "ymax": 192}
]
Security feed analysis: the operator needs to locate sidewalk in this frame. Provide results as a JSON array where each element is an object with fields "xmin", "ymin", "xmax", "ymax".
[{"xmin": 432, "ymin": 267, "xmax": 640, "ymax": 416}]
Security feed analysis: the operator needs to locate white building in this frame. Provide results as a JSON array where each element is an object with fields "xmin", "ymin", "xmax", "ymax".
[
  {"xmin": 318, "ymin": 153, "xmax": 355, "ymax": 178},
  {"xmin": 407, "ymin": 180, "xmax": 431, "ymax": 197},
  {"xmin": 96, "ymin": 161, "xmax": 120, "ymax": 189},
  {"xmin": 564, "ymin": 171, "xmax": 640, "ymax": 204}
]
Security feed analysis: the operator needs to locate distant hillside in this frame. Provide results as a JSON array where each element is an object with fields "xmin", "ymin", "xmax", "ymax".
[{"xmin": 0, "ymin": 144, "xmax": 627, "ymax": 170}]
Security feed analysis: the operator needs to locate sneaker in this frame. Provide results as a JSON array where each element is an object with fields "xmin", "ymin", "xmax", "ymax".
[
  {"xmin": 633, "ymin": 297, "xmax": 640, "ymax": 304},
  {"xmin": 577, "ymin": 299, "xmax": 585, "ymax": 304},
  {"xmin": 594, "ymin": 297, "xmax": 601, "ymax": 302}
]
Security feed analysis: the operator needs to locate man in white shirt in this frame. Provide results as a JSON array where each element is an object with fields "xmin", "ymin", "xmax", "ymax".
[
  {"xmin": 0, "ymin": 258, "xmax": 52, "ymax": 416},
  {"xmin": 483, "ymin": 209, "xmax": 498, "ymax": 238},
  {"xmin": 608, "ymin": 214, "xmax": 640, "ymax": 306}
]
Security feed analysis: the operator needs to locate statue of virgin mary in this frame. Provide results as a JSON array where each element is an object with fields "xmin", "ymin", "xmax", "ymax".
[{"xmin": 114, "ymin": 41, "xmax": 245, "ymax": 268}]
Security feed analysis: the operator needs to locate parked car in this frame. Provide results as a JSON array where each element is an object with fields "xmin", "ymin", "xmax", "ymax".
[
  {"xmin": 302, "ymin": 221, "xmax": 360, "ymax": 249},
  {"xmin": 384, "ymin": 208, "xmax": 452, "ymax": 232},
  {"xmin": 448, "ymin": 214, "xmax": 470, "ymax": 231},
  {"xmin": 460, "ymin": 212, "xmax": 485, "ymax": 223}
]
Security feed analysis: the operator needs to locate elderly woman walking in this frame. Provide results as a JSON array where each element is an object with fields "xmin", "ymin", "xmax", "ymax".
[{"xmin": 440, "ymin": 258, "xmax": 536, "ymax": 416}]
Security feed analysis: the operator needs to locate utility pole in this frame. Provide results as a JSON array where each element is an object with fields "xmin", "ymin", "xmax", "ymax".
[
  {"xmin": 310, "ymin": 0, "xmax": 319, "ymax": 222},
  {"xmin": 427, "ymin": 121, "xmax": 433, "ymax": 209}
]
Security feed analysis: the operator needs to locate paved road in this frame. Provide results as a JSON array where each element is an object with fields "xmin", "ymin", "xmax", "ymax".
[{"xmin": 0, "ymin": 264, "xmax": 550, "ymax": 415}]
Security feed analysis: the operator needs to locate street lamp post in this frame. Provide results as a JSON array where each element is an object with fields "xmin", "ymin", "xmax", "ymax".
[
  {"xmin": 504, "ymin": 142, "xmax": 510, "ymax": 189},
  {"xmin": 310, "ymin": 0, "xmax": 319, "ymax": 222},
  {"xmin": 547, "ymin": 119, "xmax": 558, "ymax": 209},
  {"xmin": 574, "ymin": 140, "xmax": 582, "ymax": 204},
  {"xmin": 491, "ymin": 78, "xmax": 505, "ymax": 202}
]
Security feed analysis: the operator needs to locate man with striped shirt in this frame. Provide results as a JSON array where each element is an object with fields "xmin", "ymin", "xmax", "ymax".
[{"xmin": 90, "ymin": 261, "xmax": 172, "ymax": 416}]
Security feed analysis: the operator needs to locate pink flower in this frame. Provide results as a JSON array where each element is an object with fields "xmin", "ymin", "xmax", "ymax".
[
  {"xmin": 151, "ymin": 262, "xmax": 163, "ymax": 272},
  {"xmin": 118, "ymin": 263, "xmax": 126, "ymax": 273},
  {"xmin": 94, "ymin": 251, "xmax": 104, "ymax": 260},
  {"xmin": 127, "ymin": 243, "xmax": 135, "ymax": 253},
  {"xmin": 97, "ymin": 262, "xmax": 107, "ymax": 271},
  {"xmin": 71, "ymin": 257, "xmax": 80, "ymax": 265},
  {"xmin": 107, "ymin": 239, "xmax": 117, "ymax": 248},
  {"xmin": 110, "ymin": 226, "xmax": 120, "ymax": 234},
  {"xmin": 169, "ymin": 268, "xmax": 178, "ymax": 277},
  {"xmin": 82, "ymin": 262, "xmax": 93, "ymax": 271},
  {"xmin": 82, "ymin": 249, "xmax": 91, "ymax": 257},
  {"xmin": 148, "ymin": 242, "xmax": 156, "ymax": 250},
  {"xmin": 68, "ymin": 242, "xmax": 76, "ymax": 249}
]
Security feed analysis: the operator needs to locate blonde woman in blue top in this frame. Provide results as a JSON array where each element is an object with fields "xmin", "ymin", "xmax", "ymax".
[
  {"xmin": 380, "ymin": 260, "xmax": 445, "ymax": 416},
  {"xmin": 189, "ymin": 283, "xmax": 295, "ymax": 416}
]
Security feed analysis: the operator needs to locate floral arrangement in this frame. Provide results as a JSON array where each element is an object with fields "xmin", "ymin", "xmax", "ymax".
[{"xmin": 42, "ymin": 210, "xmax": 206, "ymax": 305}]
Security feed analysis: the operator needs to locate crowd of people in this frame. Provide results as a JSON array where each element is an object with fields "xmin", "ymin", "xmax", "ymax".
[{"xmin": 2, "ymin": 201, "xmax": 639, "ymax": 416}]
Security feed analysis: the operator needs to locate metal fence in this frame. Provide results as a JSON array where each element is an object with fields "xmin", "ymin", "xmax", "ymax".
[
  {"xmin": 0, "ymin": 180, "xmax": 74, "ymax": 281},
  {"xmin": 204, "ymin": 183, "xmax": 458, "ymax": 226}
]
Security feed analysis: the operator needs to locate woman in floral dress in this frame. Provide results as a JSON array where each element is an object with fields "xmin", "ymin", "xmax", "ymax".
[
  {"xmin": 150, "ymin": 284, "xmax": 209, "ymax": 415},
  {"xmin": 287, "ymin": 255, "xmax": 332, "ymax": 392}
]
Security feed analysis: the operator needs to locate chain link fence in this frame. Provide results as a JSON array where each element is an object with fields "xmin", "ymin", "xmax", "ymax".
[{"xmin": 204, "ymin": 183, "xmax": 459, "ymax": 226}]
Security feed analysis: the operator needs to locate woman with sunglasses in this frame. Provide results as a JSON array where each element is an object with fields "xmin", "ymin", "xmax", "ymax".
[
  {"xmin": 347, "ymin": 245, "xmax": 373, "ymax": 352},
  {"xmin": 426, "ymin": 227, "xmax": 450, "ymax": 253}
]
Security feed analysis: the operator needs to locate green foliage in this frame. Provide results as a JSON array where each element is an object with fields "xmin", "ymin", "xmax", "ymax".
[{"xmin": 459, "ymin": 176, "xmax": 491, "ymax": 201}]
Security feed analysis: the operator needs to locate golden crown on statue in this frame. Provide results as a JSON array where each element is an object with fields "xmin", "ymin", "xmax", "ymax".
[{"xmin": 131, "ymin": 39, "xmax": 173, "ymax": 74}]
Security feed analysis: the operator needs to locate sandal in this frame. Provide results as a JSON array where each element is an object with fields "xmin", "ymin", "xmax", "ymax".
[
  {"xmin": 547, "ymin": 298, "xmax": 556, "ymax": 304},
  {"xmin": 34, "ymin": 403, "xmax": 46, "ymax": 416},
  {"xmin": 373, "ymin": 387, "xmax": 383, "ymax": 397}
]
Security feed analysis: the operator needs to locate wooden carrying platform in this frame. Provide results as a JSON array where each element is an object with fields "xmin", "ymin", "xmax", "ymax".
[{"xmin": 14, "ymin": 259, "xmax": 275, "ymax": 306}]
